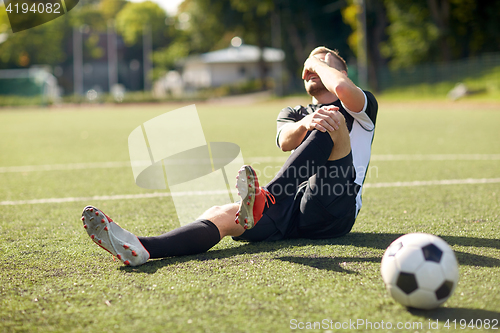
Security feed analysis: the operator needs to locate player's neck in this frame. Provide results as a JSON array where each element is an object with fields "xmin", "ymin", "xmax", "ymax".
[{"xmin": 312, "ymin": 92, "xmax": 338, "ymax": 105}]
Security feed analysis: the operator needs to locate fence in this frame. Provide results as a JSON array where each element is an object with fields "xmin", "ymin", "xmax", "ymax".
[{"xmin": 376, "ymin": 53, "xmax": 500, "ymax": 93}]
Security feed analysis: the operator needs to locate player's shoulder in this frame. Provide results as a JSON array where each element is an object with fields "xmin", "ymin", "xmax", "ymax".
[
  {"xmin": 281, "ymin": 104, "xmax": 306, "ymax": 111},
  {"xmin": 362, "ymin": 90, "xmax": 378, "ymax": 110},
  {"xmin": 279, "ymin": 104, "xmax": 308, "ymax": 116},
  {"xmin": 361, "ymin": 89, "xmax": 378, "ymax": 124}
]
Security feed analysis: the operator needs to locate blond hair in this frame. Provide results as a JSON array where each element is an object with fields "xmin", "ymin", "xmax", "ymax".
[{"xmin": 309, "ymin": 46, "xmax": 348, "ymax": 73}]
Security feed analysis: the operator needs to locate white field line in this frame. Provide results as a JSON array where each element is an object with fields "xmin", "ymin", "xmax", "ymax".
[
  {"xmin": 0, "ymin": 161, "xmax": 132, "ymax": 173},
  {"xmin": 1, "ymin": 178, "xmax": 500, "ymax": 206},
  {"xmin": 362, "ymin": 178, "xmax": 500, "ymax": 188},
  {"xmin": 0, "ymin": 190, "xmax": 229, "ymax": 206},
  {"xmin": 370, "ymin": 154, "xmax": 500, "ymax": 161},
  {"xmin": 1, "ymin": 154, "xmax": 500, "ymax": 173}
]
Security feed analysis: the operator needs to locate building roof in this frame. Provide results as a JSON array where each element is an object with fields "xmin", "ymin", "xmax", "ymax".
[{"xmin": 185, "ymin": 44, "xmax": 285, "ymax": 64}]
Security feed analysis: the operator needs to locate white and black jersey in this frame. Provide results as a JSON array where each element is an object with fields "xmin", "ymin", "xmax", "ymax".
[{"xmin": 275, "ymin": 89, "xmax": 378, "ymax": 216}]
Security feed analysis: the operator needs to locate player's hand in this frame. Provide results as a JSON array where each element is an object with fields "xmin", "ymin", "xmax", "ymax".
[
  {"xmin": 301, "ymin": 106, "xmax": 341, "ymax": 133},
  {"xmin": 302, "ymin": 54, "xmax": 335, "ymax": 80},
  {"xmin": 302, "ymin": 57, "xmax": 318, "ymax": 81}
]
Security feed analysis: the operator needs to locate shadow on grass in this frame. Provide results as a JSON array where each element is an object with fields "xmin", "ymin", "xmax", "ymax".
[
  {"xmin": 276, "ymin": 256, "xmax": 379, "ymax": 274},
  {"xmin": 409, "ymin": 306, "xmax": 500, "ymax": 322},
  {"xmin": 341, "ymin": 232, "xmax": 500, "ymax": 267},
  {"xmin": 121, "ymin": 232, "xmax": 499, "ymax": 274}
]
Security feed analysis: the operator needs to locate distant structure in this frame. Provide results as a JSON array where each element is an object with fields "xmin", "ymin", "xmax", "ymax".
[
  {"xmin": 0, "ymin": 67, "xmax": 61, "ymax": 102},
  {"xmin": 180, "ymin": 44, "xmax": 285, "ymax": 93}
]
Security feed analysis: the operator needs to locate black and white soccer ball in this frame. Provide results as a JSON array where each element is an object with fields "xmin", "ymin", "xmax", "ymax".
[{"xmin": 381, "ymin": 233, "xmax": 459, "ymax": 310}]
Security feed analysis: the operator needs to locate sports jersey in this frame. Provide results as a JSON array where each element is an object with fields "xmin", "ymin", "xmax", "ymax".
[{"xmin": 275, "ymin": 90, "xmax": 378, "ymax": 216}]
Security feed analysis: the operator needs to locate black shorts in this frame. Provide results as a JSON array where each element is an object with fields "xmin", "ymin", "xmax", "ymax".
[{"xmin": 234, "ymin": 152, "xmax": 359, "ymax": 242}]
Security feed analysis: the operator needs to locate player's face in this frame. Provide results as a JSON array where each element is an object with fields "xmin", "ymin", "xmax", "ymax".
[{"xmin": 303, "ymin": 53, "xmax": 328, "ymax": 97}]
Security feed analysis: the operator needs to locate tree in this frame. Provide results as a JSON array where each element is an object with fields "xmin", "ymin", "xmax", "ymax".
[
  {"xmin": 381, "ymin": 0, "xmax": 500, "ymax": 69},
  {"xmin": 0, "ymin": 5, "xmax": 69, "ymax": 68},
  {"xmin": 167, "ymin": 0, "xmax": 352, "ymax": 91},
  {"xmin": 100, "ymin": 0, "xmax": 127, "ymax": 21},
  {"xmin": 381, "ymin": 0, "xmax": 439, "ymax": 69},
  {"xmin": 115, "ymin": 1, "xmax": 170, "ymax": 47}
]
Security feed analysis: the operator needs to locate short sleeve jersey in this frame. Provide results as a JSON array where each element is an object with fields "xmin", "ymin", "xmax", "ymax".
[{"xmin": 275, "ymin": 90, "xmax": 378, "ymax": 215}]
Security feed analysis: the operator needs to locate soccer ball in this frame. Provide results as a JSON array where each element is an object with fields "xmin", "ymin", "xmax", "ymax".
[{"xmin": 381, "ymin": 233, "xmax": 459, "ymax": 310}]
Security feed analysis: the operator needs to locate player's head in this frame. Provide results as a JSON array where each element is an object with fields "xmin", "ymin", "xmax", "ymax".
[
  {"xmin": 304, "ymin": 46, "xmax": 348, "ymax": 99},
  {"xmin": 309, "ymin": 46, "xmax": 348, "ymax": 74}
]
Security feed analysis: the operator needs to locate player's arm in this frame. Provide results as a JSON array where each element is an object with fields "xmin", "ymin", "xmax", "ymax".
[
  {"xmin": 302, "ymin": 54, "xmax": 365, "ymax": 113},
  {"xmin": 278, "ymin": 106, "xmax": 341, "ymax": 152}
]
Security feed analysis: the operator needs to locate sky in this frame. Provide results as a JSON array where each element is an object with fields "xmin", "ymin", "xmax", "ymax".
[{"xmin": 129, "ymin": 0, "xmax": 184, "ymax": 15}]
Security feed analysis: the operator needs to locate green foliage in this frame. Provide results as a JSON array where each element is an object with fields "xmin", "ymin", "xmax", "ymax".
[
  {"xmin": 381, "ymin": 0, "xmax": 500, "ymax": 69},
  {"xmin": 99, "ymin": 0, "xmax": 126, "ymax": 21},
  {"xmin": 152, "ymin": 40, "xmax": 190, "ymax": 75},
  {"xmin": 115, "ymin": 1, "xmax": 169, "ymax": 47},
  {"xmin": 381, "ymin": 0, "xmax": 439, "ymax": 69},
  {"xmin": 69, "ymin": 4, "xmax": 107, "ymax": 32},
  {"xmin": 0, "ymin": 5, "xmax": 69, "ymax": 67}
]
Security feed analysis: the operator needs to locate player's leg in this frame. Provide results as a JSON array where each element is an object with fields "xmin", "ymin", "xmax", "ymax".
[
  {"xmin": 137, "ymin": 203, "xmax": 244, "ymax": 259},
  {"xmin": 194, "ymin": 203, "xmax": 243, "ymax": 238},
  {"xmin": 297, "ymin": 111, "xmax": 358, "ymax": 238},
  {"xmin": 325, "ymin": 110, "xmax": 351, "ymax": 161},
  {"xmin": 297, "ymin": 152, "xmax": 358, "ymax": 238},
  {"xmin": 267, "ymin": 110, "xmax": 350, "ymax": 201},
  {"xmin": 81, "ymin": 203, "xmax": 245, "ymax": 266},
  {"xmin": 235, "ymin": 111, "xmax": 350, "ymax": 229}
]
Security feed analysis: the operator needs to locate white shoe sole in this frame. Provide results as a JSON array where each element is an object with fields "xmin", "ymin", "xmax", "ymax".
[
  {"xmin": 81, "ymin": 206, "xmax": 149, "ymax": 266},
  {"xmin": 235, "ymin": 166, "xmax": 256, "ymax": 229}
]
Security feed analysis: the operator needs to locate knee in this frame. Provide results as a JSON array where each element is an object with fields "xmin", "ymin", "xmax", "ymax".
[
  {"xmin": 334, "ymin": 110, "xmax": 346, "ymax": 127},
  {"xmin": 204, "ymin": 205, "xmax": 226, "ymax": 216},
  {"xmin": 201, "ymin": 203, "xmax": 238, "ymax": 219}
]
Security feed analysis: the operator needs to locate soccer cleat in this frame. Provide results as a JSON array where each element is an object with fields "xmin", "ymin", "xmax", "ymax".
[
  {"xmin": 81, "ymin": 205, "xmax": 150, "ymax": 266},
  {"xmin": 235, "ymin": 165, "xmax": 275, "ymax": 230}
]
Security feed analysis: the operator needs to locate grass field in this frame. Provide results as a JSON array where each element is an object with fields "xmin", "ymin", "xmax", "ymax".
[{"xmin": 0, "ymin": 97, "xmax": 499, "ymax": 332}]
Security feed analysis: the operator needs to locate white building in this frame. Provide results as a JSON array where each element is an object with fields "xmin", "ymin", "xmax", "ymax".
[{"xmin": 181, "ymin": 44, "xmax": 285, "ymax": 90}]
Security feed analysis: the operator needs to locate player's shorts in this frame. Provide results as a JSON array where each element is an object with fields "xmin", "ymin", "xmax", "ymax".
[{"xmin": 234, "ymin": 152, "xmax": 359, "ymax": 242}]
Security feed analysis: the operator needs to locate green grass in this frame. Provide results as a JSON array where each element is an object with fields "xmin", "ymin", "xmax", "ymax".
[{"xmin": 1, "ymin": 98, "xmax": 499, "ymax": 332}]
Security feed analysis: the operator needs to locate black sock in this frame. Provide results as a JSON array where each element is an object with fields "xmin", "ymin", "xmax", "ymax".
[{"xmin": 138, "ymin": 220, "xmax": 221, "ymax": 259}]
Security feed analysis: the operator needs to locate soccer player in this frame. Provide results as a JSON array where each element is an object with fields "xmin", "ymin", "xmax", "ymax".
[{"xmin": 81, "ymin": 46, "xmax": 378, "ymax": 266}]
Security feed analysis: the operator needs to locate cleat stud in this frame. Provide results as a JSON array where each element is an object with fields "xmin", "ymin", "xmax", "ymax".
[
  {"xmin": 247, "ymin": 202, "xmax": 250, "ymax": 205},
  {"xmin": 95, "ymin": 212, "xmax": 99, "ymax": 216},
  {"xmin": 124, "ymin": 260, "xmax": 130, "ymax": 265},
  {"xmin": 249, "ymin": 184, "xmax": 252, "ymax": 188},
  {"xmin": 123, "ymin": 244, "xmax": 129, "ymax": 249},
  {"xmin": 81, "ymin": 216, "xmax": 85, "ymax": 221},
  {"xmin": 244, "ymin": 218, "xmax": 248, "ymax": 223},
  {"xmin": 90, "ymin": 234, "xmax": 95, "ymax": 239},
  {"xmin": 98, "ymin": 240, "xmax": 102, "ymax": 244},
  {"xmin": 244, "ymin": 225, "xmax": 248, "ymax": 230},
  {"xmin": 89, "ymin": 208, "xmax": 93, "ymax": 212},
  {"xmin": 104, "ymin": 227, "xmax": 108, "ymax": 231},
  {"xmin": 101, "ymin": 219, "xmax": 105, "ymax": 223},
  {"xmin": 83, "ymin": 224, "xmax": 88, "ymax": 229},
  {"xmin": 117, "ymin": 254, "xmax": 121, "ymax": 259},
  {"xmin": 247, "ymin": 176, "xmax": 250, "ymax": 179},
  {"xmin": 131, "ymin": 251, "xmax": 137, "ymax": 256}
]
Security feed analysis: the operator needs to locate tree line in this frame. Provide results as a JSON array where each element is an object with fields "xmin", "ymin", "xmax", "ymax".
[{"xmin": 0, "ymin": 0, "xmax": 498, "ymax": 93}]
